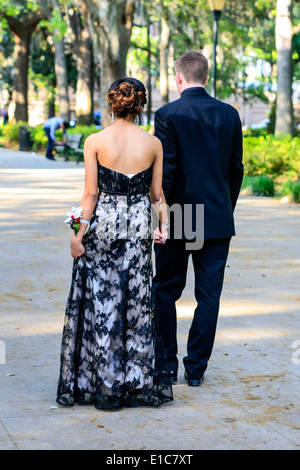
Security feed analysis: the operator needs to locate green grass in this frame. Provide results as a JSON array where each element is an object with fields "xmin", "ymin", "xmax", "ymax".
[
  {"xmin": 279, "ymin": 180, "xmax": 300, "ymax": 203},
  {"xmin": 242, "ymin": 175, "xmax": 275, "ymax": 197}
]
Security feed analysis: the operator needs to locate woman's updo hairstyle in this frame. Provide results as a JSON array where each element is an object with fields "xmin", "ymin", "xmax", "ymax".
[{"xmin": 106, "ymin": 77, "xmax": 147, "ymax": 120}]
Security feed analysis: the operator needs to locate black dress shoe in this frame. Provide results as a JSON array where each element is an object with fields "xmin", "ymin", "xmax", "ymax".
[
  {"xmin": 184, "ymin": 371, "xmax": 204, "ymax": 387},
  {"xmin": 169, "ymin": 371, "xmax": 177, "ymax": 384},
  {"xmin": 160, "ymin": 370, "xmax": 177, "ymax": 383}
]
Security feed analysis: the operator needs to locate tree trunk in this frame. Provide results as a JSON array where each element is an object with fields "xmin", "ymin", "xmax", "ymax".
[
  {"xmin": 53, "ymin": 38, "xmax": 70, "ymax": 121},
  {"xmin": 146, "ymin": 18, "xmax": 152, "ymax": 125},
  {"xmin": 275, "ymin": 0, "xmax": 294, "ymax": 136},
  {"xmin": 48, "ymin": 74, "xmax": 56, "ymax": 119},
  {"xmin": 75, "ymin": 24, "xmax": 94, "ymax": 126},
  {"xmin": 95, "ymin": 0, "xmax": 135, "ymax": 128},
  {"xmin": 37, "ymin": 0, "xmax": 70, "ymax": 121},
  {"xmin": 159, "ymin": 1, "xmax": 170, "ymax": 105},
  {"xmin": 13, "ymin": 31, "xmax": 32, "ymax": 122},
  {"xmin": 52, "ymin": 0, "xmax": 70, "ymax": 122},
  {"xmin": 2, "ymin": 6, "xmax": 47, "ymax": 122},
  {"xmin": 69, "ymin": 1, "xmax": 94, "ymax": 125},
  {"xmin": 100, "ymin": 48, "xmax": 124, "ymax": 128}
]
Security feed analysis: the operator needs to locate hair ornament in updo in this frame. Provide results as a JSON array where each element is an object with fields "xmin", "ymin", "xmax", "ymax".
[{"xmin": 106, "ymin": 77, "xmax": 147, "ymax": 119}]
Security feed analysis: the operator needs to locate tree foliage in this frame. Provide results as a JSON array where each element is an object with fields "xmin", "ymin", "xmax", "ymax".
[{"xmin": 0, "ymin": 0, "xmax": 298, "ymax": 133}]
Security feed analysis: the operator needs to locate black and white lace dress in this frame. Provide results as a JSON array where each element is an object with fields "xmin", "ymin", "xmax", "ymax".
[{"xmin": 56, "ymin": 162, "xmax": 173, "ymax": 410}]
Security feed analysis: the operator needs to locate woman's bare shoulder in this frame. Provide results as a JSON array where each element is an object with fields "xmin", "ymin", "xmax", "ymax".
[
  {"xmin": 150, "ymin": 134, "xmax": 163, "ymax": 152},
  {"xmin": 138, "ymin": 126, "xmax": 162, "ymax": 147},
  {"xmin": 84, "ymin": 129, "xmax": 109, "ymax": 147}
]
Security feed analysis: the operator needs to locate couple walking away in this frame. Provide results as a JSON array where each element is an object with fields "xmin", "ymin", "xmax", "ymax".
[{"xmin": 56, "ymin": 50, "xmax": 244, "ymax": 411}]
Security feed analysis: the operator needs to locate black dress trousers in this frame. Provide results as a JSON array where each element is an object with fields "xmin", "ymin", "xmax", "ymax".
[{"xmin": 153, "ymin": 237, "xmax": 231, "ymax": 379}]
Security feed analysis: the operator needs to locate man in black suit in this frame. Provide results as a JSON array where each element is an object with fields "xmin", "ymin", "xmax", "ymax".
[{"xmin": 153, "ymin": 50, "xmax": 243, "ymax": 386}]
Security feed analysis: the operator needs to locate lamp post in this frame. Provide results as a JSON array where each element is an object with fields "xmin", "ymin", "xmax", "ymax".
[{"xmin": 208, "ymin": 0, "xmax": 226, "ymax": 98}]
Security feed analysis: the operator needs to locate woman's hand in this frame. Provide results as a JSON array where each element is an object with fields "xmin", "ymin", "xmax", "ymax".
[
  {"xmin": 153, "ymin": 226, "xmax": 168, "ymax": 244},
  {"xmin": 70, "ymin": 233, "xmax": 85, "ymax": 258}
]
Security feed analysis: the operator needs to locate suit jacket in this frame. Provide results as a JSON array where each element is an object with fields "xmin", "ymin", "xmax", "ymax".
[{"xmin": 154, "ymin": 87, "xmax": 244, "ymax": 240}]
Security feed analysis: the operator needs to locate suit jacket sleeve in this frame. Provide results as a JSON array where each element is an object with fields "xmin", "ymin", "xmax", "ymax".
[
  {"xmin": 154, "ymin": 108, "xmax": 178, "ymax": 202},
  {"xmin": 229, "ymin": 112, "xmax": 244, "ymax": 210}
]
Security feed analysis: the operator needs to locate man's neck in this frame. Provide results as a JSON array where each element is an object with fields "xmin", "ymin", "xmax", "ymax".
[
  {"xmin": 179, "ymin": 83, "xmax": 205, "ymax": 96},
  {"xmin": 184, "ymin": 83, "xmax": 205, "ymax": 89}
]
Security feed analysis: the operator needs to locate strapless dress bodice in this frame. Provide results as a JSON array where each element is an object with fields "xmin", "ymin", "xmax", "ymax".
[{"xmin": 97, "ymin": 162, "xmax": 153, "ymax": 195}]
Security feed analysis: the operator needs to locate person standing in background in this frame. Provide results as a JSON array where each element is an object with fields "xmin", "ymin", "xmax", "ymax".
[{"xmin": 1, "ymin": 108, "xmax": 8, "ymax": 125}]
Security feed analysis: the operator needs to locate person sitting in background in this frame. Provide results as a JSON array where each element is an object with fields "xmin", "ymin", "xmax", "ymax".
[{"xmin": 44, "ymin": 116, "xmax": 70, "ymax": 160}]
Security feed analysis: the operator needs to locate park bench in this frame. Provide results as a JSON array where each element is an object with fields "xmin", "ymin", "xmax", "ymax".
[{"xmin": 55, "ymin": 133, "xmax": 84, "ymax": 164}]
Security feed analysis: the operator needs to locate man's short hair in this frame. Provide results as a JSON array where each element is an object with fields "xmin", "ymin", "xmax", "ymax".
[
  {"xmin": 175, "ymin": 50, "xmax": 209, "ymax": 85},
  {"xmin": 63, "ymin": 121, "xmax": 70, "ymax": 129}
]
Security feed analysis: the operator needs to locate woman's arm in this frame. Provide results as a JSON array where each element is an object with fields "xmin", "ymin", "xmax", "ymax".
[
  {"xmin": 150, "ymin": 137, "xmax": 168, "ymax": 244},
  {"xmin": 70, "ymin": 135, "xmax": 99, "ymax": 258}
]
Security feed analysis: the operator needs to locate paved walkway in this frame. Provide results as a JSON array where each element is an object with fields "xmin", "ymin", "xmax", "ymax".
[{"xmin": 0, "ymin": 147, "xmax": 299, "ymax": 450}]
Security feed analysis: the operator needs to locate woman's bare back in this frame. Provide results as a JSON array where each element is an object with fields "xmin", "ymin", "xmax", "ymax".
[{"xmin": 90, "ymin": 121, "xmax": 159, "ymax": 175}]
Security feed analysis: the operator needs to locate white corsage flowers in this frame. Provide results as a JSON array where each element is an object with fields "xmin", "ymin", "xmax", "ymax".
[{"xmin": 64, "ymin": 207, "xmax": 83, "ymax": 235}]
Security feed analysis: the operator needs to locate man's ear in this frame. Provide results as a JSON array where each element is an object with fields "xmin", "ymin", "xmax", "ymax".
[
  {"xmin": 176, "ymin": 71, "xmax": 183, "ymax": 85},
  {"xmin": 204, "ymin": 75, "xmax": 209, "ymax": 85}
]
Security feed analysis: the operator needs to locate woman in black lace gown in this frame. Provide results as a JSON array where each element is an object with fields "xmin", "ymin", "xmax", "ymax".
[{"xmin": 56, "ymin": 78, "xmax": 173, "ymax": 410}]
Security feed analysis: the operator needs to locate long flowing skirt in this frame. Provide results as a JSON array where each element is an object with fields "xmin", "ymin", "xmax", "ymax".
[{"xmin": 56, "ymin": 192, "xmax": 173, "ymax": 410}]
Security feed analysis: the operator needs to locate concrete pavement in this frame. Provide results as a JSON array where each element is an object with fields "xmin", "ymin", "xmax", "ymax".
[{"xmin": 0, "ymin": 147, "xmax": 299, "ymax": 450}]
